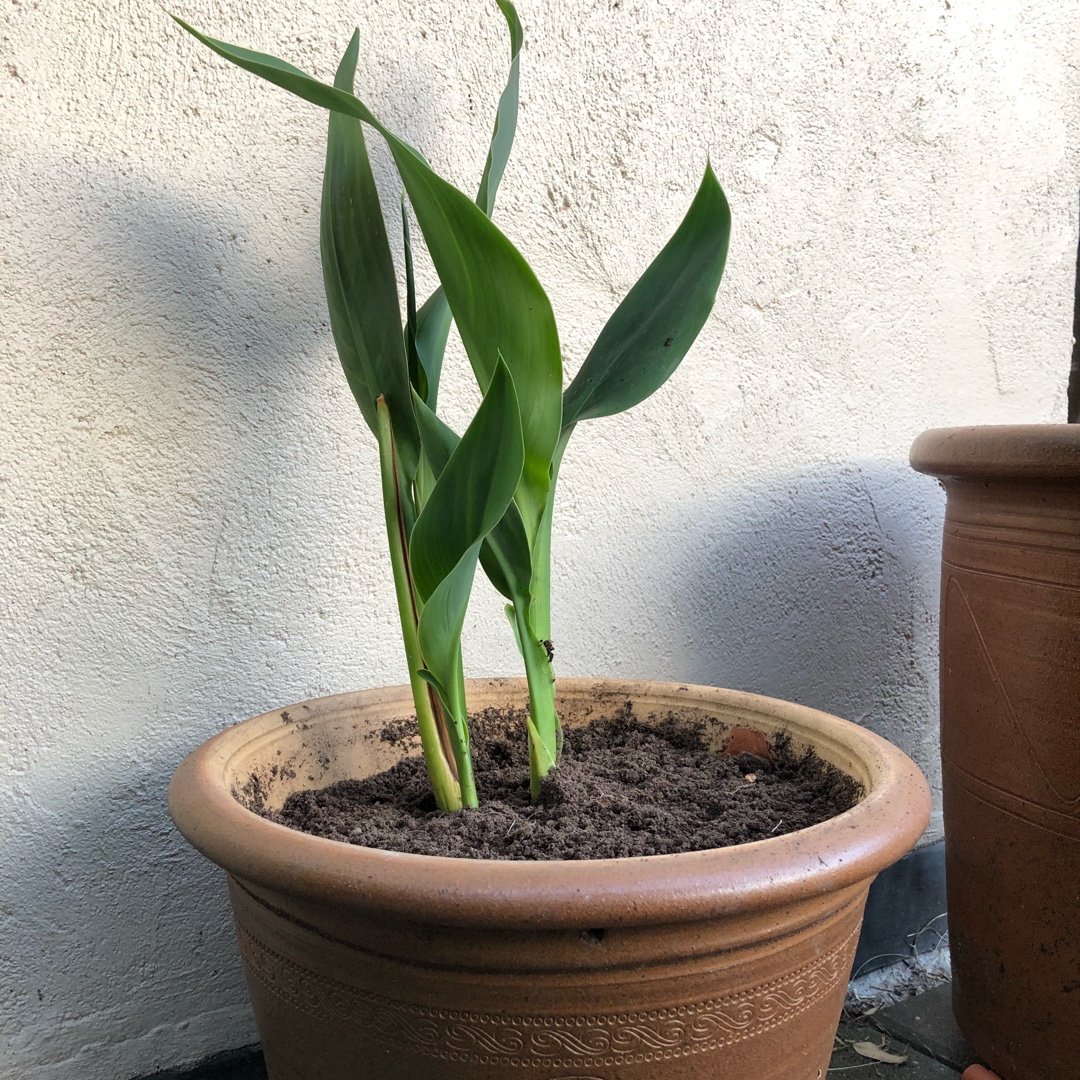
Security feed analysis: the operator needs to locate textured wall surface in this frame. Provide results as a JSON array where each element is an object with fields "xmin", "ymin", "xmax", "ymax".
[{"xmin": 2, "ymin": 0, "xmax": 1077, "ymax": 1076}]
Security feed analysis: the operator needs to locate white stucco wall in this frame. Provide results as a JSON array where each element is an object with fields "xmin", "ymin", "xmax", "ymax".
[{"xmin": 2, "ymin": 0, "xmax": 1077, "ymax": 1076}]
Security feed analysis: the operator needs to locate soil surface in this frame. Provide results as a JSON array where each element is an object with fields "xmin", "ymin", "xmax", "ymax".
[{"xmin": 267, "ymin": 705, "xmax": 862, "ymax": 860}]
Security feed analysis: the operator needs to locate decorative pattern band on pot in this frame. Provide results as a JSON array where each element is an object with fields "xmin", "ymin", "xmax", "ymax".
[{"xmin": 235, "ymin": 915, "xmax": 859, "ymax": 1071}]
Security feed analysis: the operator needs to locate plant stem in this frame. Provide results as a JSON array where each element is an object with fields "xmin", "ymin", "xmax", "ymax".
[
  {"xmin": 376, "ymin": 398, "xmax": 462, "ymax": 811},
  {"xmin": 443, "ymin": 659, "xmax": 479, "ymax": 807},
  {"xmin": 512, "ymin": 592, "xmax": 558, "ymax": 800},
  {"xmin": 530, "ymin": 427, "xmax": 571, "ymax": 639},
  {"xmin": 515, "ymin": 427, "xmax": 573, "ymax": 798}
]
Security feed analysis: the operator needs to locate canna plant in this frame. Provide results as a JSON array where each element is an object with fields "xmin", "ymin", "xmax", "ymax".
[{"xmin": 172, "ymin": 2, "xmax": 731, "ymax": 812}]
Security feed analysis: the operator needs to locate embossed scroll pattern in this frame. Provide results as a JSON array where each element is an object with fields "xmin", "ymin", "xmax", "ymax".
[{"xmin": 237, "ymin": 920, "xmax": 855, "ymax": 1070}]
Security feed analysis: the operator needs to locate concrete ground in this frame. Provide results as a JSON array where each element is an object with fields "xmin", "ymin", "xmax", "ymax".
[{"xmin": 835, "ymin": 980, "xmax": 981, "ymax": 1077}]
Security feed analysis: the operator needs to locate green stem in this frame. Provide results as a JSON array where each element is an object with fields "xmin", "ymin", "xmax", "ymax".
[
  {"xmin": 444, "ymin": 658, "xmax": 479, "ymax": 808},
  {"xmin": 512, "ymin": 592, "xmax": 558, "ymax": 800},
  {"xmin": 515, "ymin": 426, "xmax": 573, "ymax": 799},
  {"xmin": 376, "ymin": 398, "xmax": 462, "ymax": 811},
  {"xmin": 530, "ymin": 426, "xmax": 572, "ymax": 639}
]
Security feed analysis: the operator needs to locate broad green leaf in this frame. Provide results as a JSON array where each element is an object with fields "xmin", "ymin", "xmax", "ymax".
[
  {"xmin": 320, "ymin": 36, "xmax": 418, "ymax": 478},
  {"xmin": 417, "ymin": 0, "xmax": 524, "ymax": 407},
  {"xmin": 416, "ymin": 542, "xmax": 479, "ymax": 711},
  {"xmin": 173, "ymin": 15, "xmax": 562, "ymax": 540},
  {"xmin": 409, "ymin": 361, "xmax": 523, "ymax": 604},
  {"xmin": 398, "ymin": 156, "xmax": 560, "ymax": 541},
  {"xmin": 413, "ymin": 388, "xmax": 532, "ymax": 600},
  {"xmin": 561, "ymin": 161, "xmax": 731, "ymax": 428}
]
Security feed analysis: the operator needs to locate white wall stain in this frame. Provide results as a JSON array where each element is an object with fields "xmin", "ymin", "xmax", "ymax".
[{"xmin": 2, "ymin": 0, "xmax": 1078, "ymax": 1076}]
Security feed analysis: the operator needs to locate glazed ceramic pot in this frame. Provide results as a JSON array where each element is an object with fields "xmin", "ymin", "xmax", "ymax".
[
  {"xmin": 911, "ymin": 426, "xmax": 1080, "ymax": 1080},
  {"xmin": 169, "ymin": 678, "xmax": 929, "ymax": 1080}
]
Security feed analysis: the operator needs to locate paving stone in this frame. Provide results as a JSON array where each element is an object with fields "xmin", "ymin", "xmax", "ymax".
[
  {"xmin": 833, "ymin": 1019, "xmax": 961, "ymax": 1077},
  {"xmin": 871, "ymin": 984, "xmax": 978, "ymax": 1073}
]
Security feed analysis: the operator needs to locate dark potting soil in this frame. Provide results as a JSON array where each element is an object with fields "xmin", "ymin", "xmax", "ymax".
[{"xmin": 266, "ymin": 705, "xmax": 862, "ymax": 860}]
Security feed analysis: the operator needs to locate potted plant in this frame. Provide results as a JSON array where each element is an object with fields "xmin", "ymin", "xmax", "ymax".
[
  {"xmin": 166, "ymin": 7, "xmax": 931, "ymax": 1078},
  {"xmin": 910, "ymin": 378, "xmax": 1080, "ymax": 1079}
]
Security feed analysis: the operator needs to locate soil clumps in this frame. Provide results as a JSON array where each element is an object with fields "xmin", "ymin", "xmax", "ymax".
[{"xmin": 267, "ymin": 704, "xmax": 861, "ymax": 860}]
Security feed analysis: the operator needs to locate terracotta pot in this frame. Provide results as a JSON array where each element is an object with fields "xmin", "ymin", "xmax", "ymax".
[
  {"xmin": 169, "ymin": 678, "xmax": 929, "ymax": 1080},
  {"xmin": 911, "ymin": 426, "xmax": 1080, "ymax": 1080}
]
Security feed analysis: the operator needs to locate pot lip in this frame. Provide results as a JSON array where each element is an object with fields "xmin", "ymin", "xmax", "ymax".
[
  {"xmin": 910, "ymin": 424, "xmax": 1080, "ymax": 480},
  {"xmin": 169, "ymin": 678, "xmax": 931, "ymax": 929}
]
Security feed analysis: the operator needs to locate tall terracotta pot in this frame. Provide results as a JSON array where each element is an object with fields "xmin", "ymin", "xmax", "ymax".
[
  {"xmin": 169, "ymin": 678, "xmax": 929, "ymax": 1080},
  {"xmin": 911, "ymin": 426, "xmax": 1080, "ymax": 1080}
]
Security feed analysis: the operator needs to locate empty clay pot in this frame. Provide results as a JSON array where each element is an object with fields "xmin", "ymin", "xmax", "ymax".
[
  {"xmin": 912, "ymin": 426, "xmax": 1080, "ymax": 1080},
  {"xmin": 169, "ymin": 678, "xmax": 929, "ymax": 1080}
]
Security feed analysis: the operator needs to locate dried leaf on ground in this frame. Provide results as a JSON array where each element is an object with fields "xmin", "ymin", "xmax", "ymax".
[{"xmin": 851, "ymin": 1040, "xmax": 908, "ymax": 1065}]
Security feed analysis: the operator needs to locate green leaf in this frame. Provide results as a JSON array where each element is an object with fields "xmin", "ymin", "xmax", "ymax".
[
  {"xmin": 475, "ymin": 0, "xmax": 523, "ymax": 217},
  {"xmin": 375, "ymin": 397, "xmax": 461, "ymax": 811},
  {"xmin": 413, "ymin": 389, "xmax": 532, "ymax": 601},
  {"xmin": 561, "ymin": 161, "xmax": 731, "ymax": 428},
  {"xmin": 413, "ymin": 288, "xmax": 452, "ymax": 410},
  {"xmin": 409, "ymin": 360, "xmax": 524, "ymax": 604},
  {"xmin": 321, "ymin": 34, "xmax": 419, "ymax": 478},
  {"xmin": 412, "ymin": 387, "xmax": 460, "ymax": 476},
  {"xmin": 479, "ymin": 498, "xmax": 533, "ymax": 601},
  {"xmin": 172, "ymin": 15, "xmax": 562, "ymax": 540},
  {"xmin": 171, "ymin": 16, "xmax": 405, "ymax": 143},
  {"xmin": 399, "ymin": 158, "xmax": 561, "ymax": 541},
  {"xmin": 416, "ymin": 0, "xmax": 524, "ymax": 407},
  {"xmin": 401, "ymin": 192, "xmax": 429, "ymax": 403},
  {"xmin": 416, "ymin": 542, "xmax": 480, "ymax": 720},
  {"xmin": 410, "ymin": 361, "xmax": 523, "ymax": 768}
]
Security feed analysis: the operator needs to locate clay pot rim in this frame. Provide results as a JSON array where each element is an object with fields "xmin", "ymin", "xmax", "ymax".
[
  {"xmin": 911, "ymin": 424, "xmax": 1080, "ymax": 480},
  {"xmin": 169, "ymin": 678, "xmax": 930, "ymax": 929}
]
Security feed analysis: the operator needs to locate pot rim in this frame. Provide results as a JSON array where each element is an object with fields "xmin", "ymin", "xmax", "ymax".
[
  {"xmin": 169, "ymin": 678, "xmax": 930, "ymax": 929},
  {"xmin": 910, "ymin": 424, "xmax": 1080, "ymax": 480}
]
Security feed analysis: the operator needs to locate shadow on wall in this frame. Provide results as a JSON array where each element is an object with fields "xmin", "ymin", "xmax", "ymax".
[
  {"xmin": 690, "ymin": 463, "xmax": 941, "ymax": 728},
  {"xmin": 0, "ymin": 170, "xmax": 327, "ymax": 1076},
  {"xmin": 559, "ymin": 460, "xmax": 945, "ymax": 773},
  {"xmin": 3, "ymin": 166, "xmax": 352, "ymax": 1076},
  {"xmin": 5, "ymin": 56, "xmax": 484, "ymax": 1072}
]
